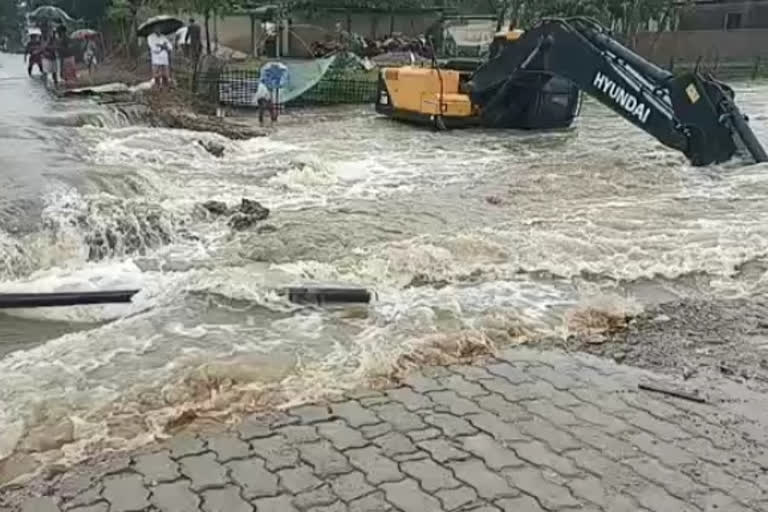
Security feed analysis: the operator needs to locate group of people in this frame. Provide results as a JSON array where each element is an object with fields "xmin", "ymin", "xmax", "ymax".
[
  {"xmin": 147, "ymin": 18, "xmax": 202, "ymax": 88},
  {"xmin": 23, "ymin": 22, "xmax": 80, "ymax": 87}
]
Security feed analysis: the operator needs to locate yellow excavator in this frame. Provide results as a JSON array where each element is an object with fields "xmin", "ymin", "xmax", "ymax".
[
  {"xmin": 375, "ymin": 17, "xmax": 767, "ymax": 166},
  {"xmin": 375, "ymin": 26, "xmax": 581, "ymax": 131}
]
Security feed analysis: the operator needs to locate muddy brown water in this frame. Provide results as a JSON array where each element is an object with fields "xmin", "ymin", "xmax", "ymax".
[{"xmin": 3, "ymin": 51, "xmax": 768, "ymax": 480}]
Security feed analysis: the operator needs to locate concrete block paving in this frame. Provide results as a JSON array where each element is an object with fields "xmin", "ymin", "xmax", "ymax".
[{"xmin": 4, "ymin": 348, "xmax": 768, "ymax": 511}]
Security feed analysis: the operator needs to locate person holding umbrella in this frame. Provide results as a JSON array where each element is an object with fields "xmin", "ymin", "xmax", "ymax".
[
  {"xmin": 71, "ymin": 29, "xmax": 101, "ymax": 74},
  {"xmin": 138, "ymin": 16, "xmax": 183, "ymax": 87},
  {"xmin": 147, "ymin": 25, "xmax": 173, "ymax": 88}
]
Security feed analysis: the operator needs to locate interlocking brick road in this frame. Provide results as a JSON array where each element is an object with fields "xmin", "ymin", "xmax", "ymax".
[{"xmin": 4, "ymin": 348, "xmax": 768, "ymax": 512}]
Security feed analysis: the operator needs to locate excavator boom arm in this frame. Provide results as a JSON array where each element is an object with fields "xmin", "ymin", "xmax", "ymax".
[{"xmin": 467, "ymin": 17, "xmax": 767, "ymax": 166}]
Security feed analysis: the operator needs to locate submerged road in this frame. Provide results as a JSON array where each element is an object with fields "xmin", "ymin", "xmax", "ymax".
[
  {"xmin": 2, "ymin": 49, "xmax": 768, "ymax": 492},
  {"xmin": 3, "ymin": 349, "xmax": 768, "ymax": 511},
  {"xmin": 0, "ymin": 52, "xmax": 59, "ymax": 233}
]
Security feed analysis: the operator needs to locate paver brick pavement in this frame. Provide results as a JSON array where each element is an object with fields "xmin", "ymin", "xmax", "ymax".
[{"xmin": 4, "ymin": 348, "xmax": 768, "ymax": 511}]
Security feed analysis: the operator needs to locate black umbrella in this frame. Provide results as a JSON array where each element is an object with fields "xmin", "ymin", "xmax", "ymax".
[
  {"xmin": 29, "ymin": 5, "xmax": 74, "ymax": 22},
  {"xmin": 137, "ymin": 15, "xmax": 184, "ymax": 38}
]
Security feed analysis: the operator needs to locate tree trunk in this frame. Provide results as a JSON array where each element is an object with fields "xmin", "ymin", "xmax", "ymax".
[
  {"xmin": 510, "ymin": 0, "xmax": 521, "ymax": 28},
  {"xmin": 130, "ymin": 11, "xmax": 138, "ymax": 58},
  {"xmin": 249, "ymin": 14, "xmax": 255, "ymax": 56},
  {"xmin": 204, "ymin": 11, "xmax": 211, "ymax": 55},
  {"xmin": 491, "ymin": 0, "xmax": 507, "ymax": 32},
  {"xmin": 128, "ymin": 0, "xmax": 139, "ymax": 59}
]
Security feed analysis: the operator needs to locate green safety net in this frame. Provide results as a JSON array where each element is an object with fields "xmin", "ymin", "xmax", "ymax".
[{"xmin": 219, "ymin": 55, "xmax": 340, "ymax": 106}]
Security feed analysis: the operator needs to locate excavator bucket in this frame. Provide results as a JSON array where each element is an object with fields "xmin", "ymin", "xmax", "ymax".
[{"xmin": 668, "ymin": 72, "xmax": 767, "ymax": 165}]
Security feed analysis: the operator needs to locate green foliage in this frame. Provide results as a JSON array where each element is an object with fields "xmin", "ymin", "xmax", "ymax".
[
  {"xmin": 32, "ymin": 0, "xmax": 111, "ymax": 24},
  {"xmin": 0, "ymin": 0, "xmax": 22, "ymax": 41},
  {"xmin": 107, "ymin": 0, "xmax": 134, "ymax": 22},
  {"xmin": 460, "ymin": 0, "xmax": 675, "ymax": 34},
  {"xmin": 276, "ymin": 0, "xmax": 442, "ymax": 11},
  {"xmin": 173, "ymin": 0, "xmax": 234, "ymax": 14}
]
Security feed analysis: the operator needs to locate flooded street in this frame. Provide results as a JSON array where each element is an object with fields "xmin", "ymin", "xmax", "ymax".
[{"xmin": 3, "ymin": 48, "xmax": 768, "ymax": 477}]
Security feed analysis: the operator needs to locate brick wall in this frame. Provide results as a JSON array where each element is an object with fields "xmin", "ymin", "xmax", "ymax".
[
  {"xmin": 632, "ymin": 29, "xmax": 768, "ymax": 64},
  {"xmin": 678, "ymin": 1, "xmax": 768, "ymax": 30}
]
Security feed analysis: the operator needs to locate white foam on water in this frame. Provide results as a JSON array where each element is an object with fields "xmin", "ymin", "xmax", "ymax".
[
  {"xmin": 5, "ymin": 85, "xmax": 768, "ymax": 478},
  {"xmin": 0, "ymin": 260, "xmax": 147, "ymax": 323},
  {"xmin": 0, "ymin": 250, "xmax": 576, "ymax": 474}
]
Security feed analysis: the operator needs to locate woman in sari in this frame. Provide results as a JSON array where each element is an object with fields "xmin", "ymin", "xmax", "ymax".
[{"xmin": 56, "ymin": 27, "xmax": 77, "ymax": 84}]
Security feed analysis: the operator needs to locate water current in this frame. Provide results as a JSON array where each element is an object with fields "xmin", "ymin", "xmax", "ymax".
[{"xmin": 2, "ymin": 51, "xmax": 768, "ymax": 477}]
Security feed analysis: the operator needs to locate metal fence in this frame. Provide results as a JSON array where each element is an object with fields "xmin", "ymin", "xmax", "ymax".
[
  {"xmin": 665, "ymin": 55, "xmax": 767, "ymax": 80},
  {"xmin": 211, "ymin": 68, "xmax": 379, "ymax": 109}
]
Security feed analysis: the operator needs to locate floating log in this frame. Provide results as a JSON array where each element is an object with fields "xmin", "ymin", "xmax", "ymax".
[
  {"xmin": 0, "ymin": 287, "xmax": 372, "ymax": 309},
  {"xmin": 284, "ymin": 287, "xmax": 372, "ymax": 305},
  {"xmin": 0, "ymin": 290, "xmax": 139, "ymax": 309}
]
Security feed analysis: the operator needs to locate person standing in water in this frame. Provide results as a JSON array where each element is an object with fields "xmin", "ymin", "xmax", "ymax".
[
  {"xmin": 41, "ymin": 32, "xmax": 58, "ymax": 87},
  {"xmin": 147, "ymin": 27, "xmax": 172, "ymax": 88},
  {"xmin": 84, "ymin": 38, "xmax": 98, "ymax": 74},
  {"xmin": 57, "ymin": 25, "xmax": 77, "ymax": 85},
  {"xmin": 254, "ymin": 80, "xmax": 276, "ymax": 126},
  {"xmin": 24, "ymin": 33, "xmax": 44, "ymax": 76}
]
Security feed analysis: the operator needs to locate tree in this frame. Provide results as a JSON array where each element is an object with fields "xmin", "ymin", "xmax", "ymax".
[
  {"xmin": 107, "ymin": 0, "xmax": 138, "ymax": 54},
  {"xmin": 0, "ymin": 0, "xmax": 21, "ymax": 45},
  {"xmin": 170, "ymin": 0, "xmax": 234, "ymax": 54},
  {"xmin": 485, "ymin": 0, "xmax": 511, "ymax": 31},
  {"xmin": 479, "ymin": 0, "xmax": 676, "ymax": 37},
  {"xmin": 41, "ymin": 0, "xmax": 111, "ymax": 25}
]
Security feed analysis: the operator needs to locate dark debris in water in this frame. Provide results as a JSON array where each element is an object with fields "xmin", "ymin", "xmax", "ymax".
[
  {"xmin": 201, "ymin": 200, "xmax": 229, "ymax": 216},
  {"xmin": 199, "ymin": 198, "xmax": 271, "ymax": 232},
  {"xmin": 405, "ymin": 273, "xmax": 450, "ymax": 290},
  {"xmin": 198, "ymin": 139, "xmax": 225, "ymax": 158},
  {"xmin": 404, "ymin": 269, "xmax": 486, "ymax": 290}
]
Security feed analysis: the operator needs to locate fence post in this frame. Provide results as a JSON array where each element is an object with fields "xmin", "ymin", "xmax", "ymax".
[
  {"xmin": 668, "ymin": 56, "xmax": 675, "ymax": 72},
  {"xmin": 753, "ymin": 56, "xmax": 761, "ymax": 80}
]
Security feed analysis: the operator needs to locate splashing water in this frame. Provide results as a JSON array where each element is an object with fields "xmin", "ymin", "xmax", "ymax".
[{"xmin": 3, "ymin": 48, "xmax": 768, "ymax": 481}]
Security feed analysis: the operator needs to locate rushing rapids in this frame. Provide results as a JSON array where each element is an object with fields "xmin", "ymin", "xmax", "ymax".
[{"xmin": 2, "ymin": 51, "xmax": 768, "ymax": 481}]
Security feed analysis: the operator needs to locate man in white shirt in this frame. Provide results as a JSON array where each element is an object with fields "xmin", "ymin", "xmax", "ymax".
[{"xmin": 147, "ymin": 27, "xmax": 172, "ymax": 87}]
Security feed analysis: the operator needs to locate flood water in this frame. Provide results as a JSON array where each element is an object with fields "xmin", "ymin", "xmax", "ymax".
[{"xmin": 2, "ymin": 50, "xmax": 768, "ymax": 474}]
